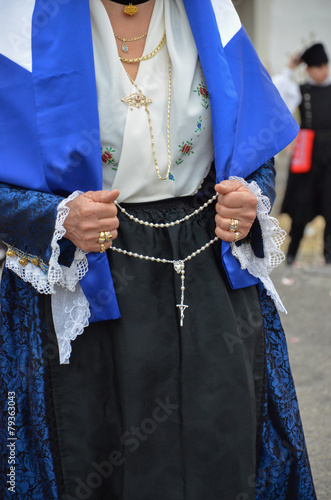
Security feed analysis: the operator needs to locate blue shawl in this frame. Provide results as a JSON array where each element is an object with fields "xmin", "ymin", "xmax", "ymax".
[{"xmin": 0, "ymin": 0, "xmax": 298, "ymax": 321}]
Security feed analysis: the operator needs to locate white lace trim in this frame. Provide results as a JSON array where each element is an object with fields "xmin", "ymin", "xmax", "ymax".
[
  {"xmin": 5, "ymin": 191, "xmax": 88, "ymax": 294},
  {"xmin": 5, "ymin": 190, "xmax": 91, "ymax": 363},
  {"xmin": 5, "ymin": 256, "xmax": 53, "ymax": 293},
  {"xmin": 229, "ymin": 176, "xmax": 287, "ymax": 313},
  {"xmin": 48, "ymin": 191, "xmax": 89, "ymax": 291},
  {"xmin": 51, "ymin": 284, "xmax": 91, "ymax": 364}
]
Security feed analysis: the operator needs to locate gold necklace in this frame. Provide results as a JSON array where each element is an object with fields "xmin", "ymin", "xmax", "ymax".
[
  {"xmin": 114, "ymin": 31, "xmax": 148, "ymax": 53},
  {"xmin": 122, "ymin": 55, "xmax": 172, "ymax": 181},
  {"xmin": 119, "ymin": 32, "xmax": 166, "ymax": 63},
  {"xmin": 109, "ymin": 1, "xmax": 149, "ymax": 16},
  {"xmin": 124, "ymin": 4, "xmax": 138, "ymax": 15}
]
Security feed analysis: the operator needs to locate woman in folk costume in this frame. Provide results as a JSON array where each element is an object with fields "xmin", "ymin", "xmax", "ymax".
[
  {"xmin": 0, "ymin": 0, "xmax": 316, "ymax": 498},
  {"xmin": 274, "ymin": 42, "xmax": 331, "ymax": 265}
]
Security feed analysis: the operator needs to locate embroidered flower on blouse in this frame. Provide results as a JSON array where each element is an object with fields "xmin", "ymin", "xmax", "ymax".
[
  {"xmin": 195, "ymin": 116, "xmax": 202, "ymax": 134},
  {"xmin": 101, "ymin": 146, "xmax": 118, "ymax": 171},
  {"xmin": 194, "ymin": 82, "xmax": 210, "ymax": 109},
  {"xmin": 168, "ymin": 173, "xmax": 175, "ymax": 181},
  {"xmin": 173, "ymin": 78, "xmax": 209, "ymax": 167},
  {"xmin": 176, "ymin": 139, "xmax": 194, "ymax": 165}
]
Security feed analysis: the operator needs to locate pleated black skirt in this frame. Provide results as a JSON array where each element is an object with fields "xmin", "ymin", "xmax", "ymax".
[{"xmin": 45, "ymin": 193, "xmax": 265, "ymax": 500}]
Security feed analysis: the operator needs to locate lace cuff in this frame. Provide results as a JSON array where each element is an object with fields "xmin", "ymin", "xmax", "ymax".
[
  {"xmin": 229, "ymin": 176, "xmax": 287, "ymax": 313},
  {"xmin": 5, "ymin": 190, "xmax": 91, "ymax": 364},
  {"xmin": 5, "ymin": 191, "xmax": 88, "ymax": 293},
  {"xmin": 48, "ymin": 191, "xmax": 89, "ymax": 290},
  {"xmin": 51, "ymin": 284, "xmax": 90, "ymax": 364}
]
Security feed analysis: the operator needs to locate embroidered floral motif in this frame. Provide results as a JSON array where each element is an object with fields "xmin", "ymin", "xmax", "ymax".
[
  {"xmin": 101, "ymin": 147, "xmax": 118, "ymax": 171},
  {"xmin": 173, "ymin": 77, "xmax": 209, "ymax": 168},
  {"xmin": 168, "ymin": 173, "xmax": 175, "ymax": 181},
  {"xmin": 176, "ymin": 139, "xmax": 194, "ymax": 166},
  {"xmin": 194, "ymin": 82, "xmax": 210, "ymax": 109},
  {"xmin": 195, "ymin": 116, "xmax": 202, "ymax": 134}
]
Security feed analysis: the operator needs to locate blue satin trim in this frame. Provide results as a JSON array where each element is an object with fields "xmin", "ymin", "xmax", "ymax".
[
  {"xmin": 31, "ymin": 0, "xmax": 120, "ymax": 321},
  {"xmin": 184, "ymin": 1, "xmax": 298, "ymax": 289},
  {"xmin": 183, "ymin": 0, "xmax": 238, "ymax": 182},
  {"xmin": 82, "ymin": 253, "xmax": 120, "ymax": 322},
  {"xmin": 0, "ymin": 54, "xmax": 46, "ymax": 191},
  {"xmin": 222, "ymin": 241, "xmax": 259, "ymax": 288},
  {"xmin": 184, "ymin": 1, "xmax": 299, "ymax": 182},
  {"xmin": 32, "ymin": 0, "xmax": 102, "ymax": 196}
]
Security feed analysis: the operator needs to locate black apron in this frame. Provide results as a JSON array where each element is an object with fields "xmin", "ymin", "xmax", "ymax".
[{"xmin": 44, "ymin": 189, "xmax": 265, "ymax": 500}]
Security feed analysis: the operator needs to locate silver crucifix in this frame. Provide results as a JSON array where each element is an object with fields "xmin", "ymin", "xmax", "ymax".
[{"xmin": 176, "ymin": 304, "xmax": 189, "ymax": 327}]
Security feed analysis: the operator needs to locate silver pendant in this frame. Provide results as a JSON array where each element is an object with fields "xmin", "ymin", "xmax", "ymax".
[{"xmin": 174, "ymin": 261, "xmax": 184, "ymax": 274}]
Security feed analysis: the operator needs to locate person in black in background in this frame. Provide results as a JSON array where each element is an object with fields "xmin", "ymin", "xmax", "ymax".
[{"xmin": 274, "ymin": 43, "xmax": 331, "ymax": 265}]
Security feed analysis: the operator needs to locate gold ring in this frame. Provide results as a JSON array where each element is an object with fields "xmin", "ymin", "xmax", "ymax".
[
  {"xmin": 104, "ymin": 231, "xmax": 113, "ymax": 242},
  {"xmin": 234, "ymin": 232, "xmax": 240, "ymax": 243},
  {"xmin": 98, "ymin": 231, "xmax": 106, "ymax": 244},
  {"xmin": 229, "ymin": 219, "xmax": 239, "ymax": 232},
  {"xmin": 100, "ymin": 243, "xmax": 106, "ymax": 253}
]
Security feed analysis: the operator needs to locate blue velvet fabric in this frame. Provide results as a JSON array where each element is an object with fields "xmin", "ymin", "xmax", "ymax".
[
  {"xmin": 256, "ymin": 284, "xmax": 316, "ymax": 499},
  {"xmin": 0, "ymin": 183, "xmax": 77, "ymax": 269},
  {"xmin": 0, "ymin": 184, "xmax": 64, "ymax": 264},
  {"xmin": 246, "ymin": 158, "xmax": 276, "ymax": 207},
  {"xmin": 0, "ymin": 270, "xmax": 59, "ymax": 499}
]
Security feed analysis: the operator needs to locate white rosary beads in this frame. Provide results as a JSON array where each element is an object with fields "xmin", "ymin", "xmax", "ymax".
[
  {"xmin": 115, "ymin": 194, "xmax": 218, "ymax": 228},
  {"xmin": 109, "ymin": 236, "xmax": 219, "ymax": 326}
]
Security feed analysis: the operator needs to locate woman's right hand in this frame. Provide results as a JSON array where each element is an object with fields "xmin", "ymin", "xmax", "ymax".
[{"xmin": 63, "ymin": 190, "xmax": 120, "ymax": 252}]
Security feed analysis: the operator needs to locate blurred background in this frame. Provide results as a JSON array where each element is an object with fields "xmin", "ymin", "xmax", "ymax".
[
  {"xmin": 232, "ymin": 1, "xmax": 331, "ymax": 498},
  {"xmin": 233, "ymin": 0, "xmax": 331, "ymax": 74}
]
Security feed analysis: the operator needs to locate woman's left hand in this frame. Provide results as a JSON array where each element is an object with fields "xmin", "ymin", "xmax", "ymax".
[{"xmin": 214, "ymin": 180, "xmax": 257, "ymax": 242}]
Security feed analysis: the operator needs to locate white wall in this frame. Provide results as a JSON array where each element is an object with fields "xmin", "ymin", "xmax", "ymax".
[{"xmin": 254, "ymin": 0, "xmax": 331, "ymax": 75}]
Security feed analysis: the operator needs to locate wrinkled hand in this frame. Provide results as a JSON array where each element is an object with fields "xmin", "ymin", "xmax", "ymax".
[
  {"xmin": 63, "ymin": 190, "xmax": 120, "ymax": 252},
  {"xmin": 214, "ymin": 180, "xmax": 257, "ymax": 242}
]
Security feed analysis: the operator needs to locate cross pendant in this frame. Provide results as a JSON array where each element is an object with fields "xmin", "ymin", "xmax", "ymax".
[{"xmin": 176, "ymin": 304, "xmax": 189, "ymax": 327}]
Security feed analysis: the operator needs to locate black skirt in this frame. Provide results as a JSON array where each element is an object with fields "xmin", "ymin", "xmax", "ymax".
[{"xmin": 45, "ymin": 193, "xmax": 265, "ymax": 500}]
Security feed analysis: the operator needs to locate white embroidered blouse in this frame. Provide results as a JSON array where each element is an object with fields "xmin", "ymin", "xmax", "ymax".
[{"xmin": 90, "ymin": 0, "xmax": 214, "ymax": 203}]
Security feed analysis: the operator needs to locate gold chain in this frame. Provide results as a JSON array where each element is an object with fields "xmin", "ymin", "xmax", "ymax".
[
  {"xmin": 115, "ymin": 30, "xmax": 148, "ymax": 54},
  {"xmin": 119, "ymin": 32, "xmax": 166, "ymax": 63},
  {"xmin": 124, "ymin": 54, "xmax": 172, "ymax": 181},
  {"xmin": 114, "ymin": 31, "xmax": 148, "ymax": 42}
]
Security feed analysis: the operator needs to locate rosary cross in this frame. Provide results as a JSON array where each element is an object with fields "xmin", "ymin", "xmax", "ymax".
[{"xmin": 174, "ymin": 260, "xmax": 189, "ymax": 326}]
